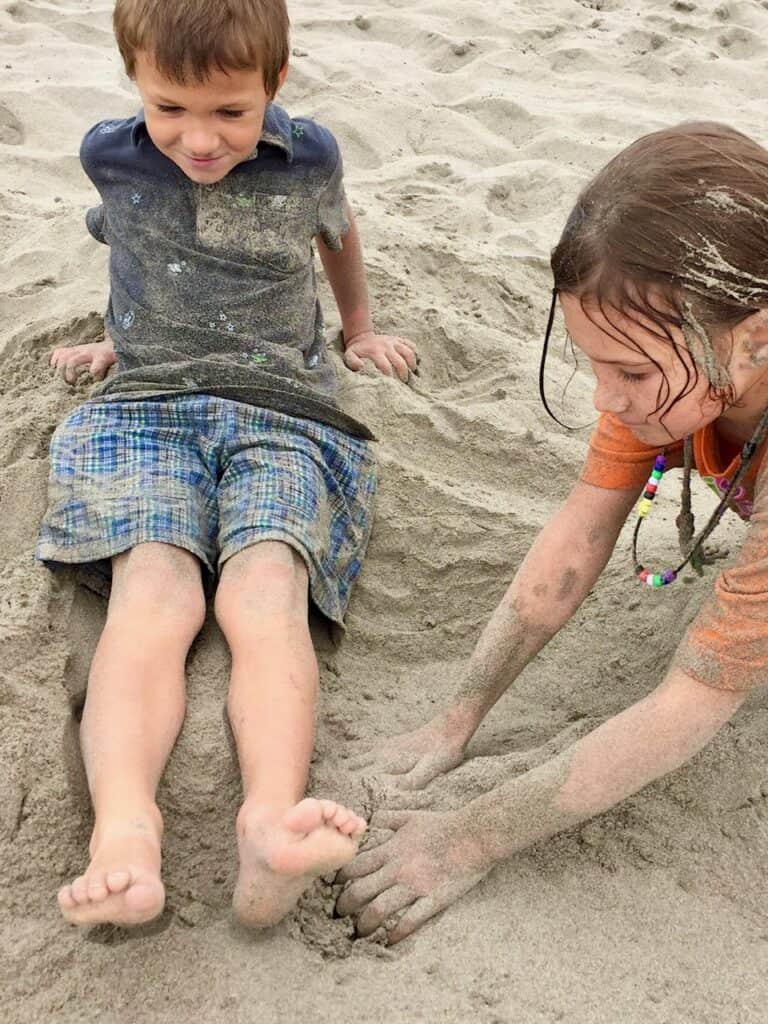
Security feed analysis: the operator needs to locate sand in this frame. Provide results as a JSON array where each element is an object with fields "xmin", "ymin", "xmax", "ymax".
[{"xmin": 3, "ymin": 0, "xmax": 768, "ymax": 1020}]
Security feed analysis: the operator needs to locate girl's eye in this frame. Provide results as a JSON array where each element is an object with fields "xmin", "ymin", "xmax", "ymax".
[
  {"xmin": 618, "ymin": 369, "xmax": 649, "ymax": 384},
  {"xmin": 220, "ymin": 110, "xmax": 245, "ymax": 118},
  {"xmin": 157, "ymin": 105, "xmax": 182, "ymax": 114}
]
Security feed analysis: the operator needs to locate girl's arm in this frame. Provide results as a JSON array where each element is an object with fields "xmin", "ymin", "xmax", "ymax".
[
  {"xmin": 316, "ymin": 202, "xmax": 417, "ymax": 380},
  {"xmin": 351, "ymin": 479, "xmax": 642, "ymax": 786},
  {"xmin": 338, "ymin": 668, "xmax": 746, "ymax": 942}
]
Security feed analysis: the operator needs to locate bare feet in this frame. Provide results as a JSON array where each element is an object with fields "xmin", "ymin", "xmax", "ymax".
[
  {"xmin": 233, "ymin": 797, "xmax": 366, "ymax": 928},
  {"xmin": 57, "ymin": 815, "xmax": 164, "ymax": 927}
]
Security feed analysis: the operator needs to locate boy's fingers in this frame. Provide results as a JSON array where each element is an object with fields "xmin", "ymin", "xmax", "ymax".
[
  {"xmin": 388, "ymin": 352, "xmax": 410, "ymax": 382},
  {"xmin": 91, "ymin": 356, "xmax": 110, "ymax": 380},
  {"xmin": 395, "ymin": 342, "xmax": 418, "ymax": 370},
  {"xmin": 343, "ymin": 349, "xmax": 364, "ymax": 372}
]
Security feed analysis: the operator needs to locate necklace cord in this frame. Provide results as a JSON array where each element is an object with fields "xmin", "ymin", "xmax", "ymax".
[{"xmin": 633, "ymin": 404, "xmax": 768, "ymax": 580}]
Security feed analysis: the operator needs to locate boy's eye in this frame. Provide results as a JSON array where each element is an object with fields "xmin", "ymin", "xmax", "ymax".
[
  {"xmin": 156, "ymin": 104, "xmax": 182, "ymax": 114},
  {"xmin": 219, "ymin": 110, "xmax": 245, "ymax": 118}
]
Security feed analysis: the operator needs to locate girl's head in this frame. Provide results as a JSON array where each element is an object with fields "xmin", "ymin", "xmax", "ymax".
[{"xmin": 550, "ymin": 122, "xmax": 768, "ymax": 444}]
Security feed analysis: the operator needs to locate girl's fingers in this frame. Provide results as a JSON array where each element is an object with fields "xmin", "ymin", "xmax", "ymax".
[{"xmin": 356, "ymin": 884, "xmax": 415, "ymax": 938}]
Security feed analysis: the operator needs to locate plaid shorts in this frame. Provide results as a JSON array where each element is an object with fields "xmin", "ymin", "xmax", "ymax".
[{"xmin": 36, "ymin": 395, "xmax": 377, "ymax": 624}]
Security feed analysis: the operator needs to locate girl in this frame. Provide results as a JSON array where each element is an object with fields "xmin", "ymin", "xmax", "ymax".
[{"xmin": 336, "ymin": 121, "xmax": 768, "ymax": 942}]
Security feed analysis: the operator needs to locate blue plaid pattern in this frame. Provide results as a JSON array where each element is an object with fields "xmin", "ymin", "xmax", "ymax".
[{"xmin": 36, "ymin": 395, "xmax": 377, "ymax": 624}]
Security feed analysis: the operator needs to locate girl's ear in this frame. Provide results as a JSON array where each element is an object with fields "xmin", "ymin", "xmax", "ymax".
[{"xmin": 740, "ymin": 310, "xmax": 768, "ymax": 367}]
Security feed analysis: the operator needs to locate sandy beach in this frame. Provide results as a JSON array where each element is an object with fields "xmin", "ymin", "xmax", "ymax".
[{"xmin": 3, "ymin": 0, "xmax": 768, "ymax": 1020}]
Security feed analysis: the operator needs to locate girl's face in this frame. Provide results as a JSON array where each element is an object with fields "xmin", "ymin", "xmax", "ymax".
[{"xmin": 560, "ymin": 293, "xmax": 768, "ymax": 446}]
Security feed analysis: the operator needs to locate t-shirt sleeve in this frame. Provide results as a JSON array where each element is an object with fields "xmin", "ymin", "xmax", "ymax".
[
  {"xmin": 580, "ymin": 412, "xmax": 683, "ymax": 491},
  {"xmin": 673, "ymin": 456, "xmax": 768, "ymax": 692},
  {"xmin": 85, "ymin": 204, "xmax": 108, "ymax": 245},
  {"xmin": 316, "ymin": 142, "xmax": 349, "ymax": 251}
]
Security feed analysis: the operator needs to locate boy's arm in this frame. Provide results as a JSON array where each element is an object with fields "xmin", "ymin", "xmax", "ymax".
[
  {"xmin": 316, "ymin": 202, "xmax": 418, "ymax": 381},
  {"xmin": 351, "ymin": 479, "xmax": 642, "ymax": 787}
]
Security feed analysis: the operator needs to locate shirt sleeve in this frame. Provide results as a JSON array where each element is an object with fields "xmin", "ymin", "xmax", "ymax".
[
  {"xmin": 580, "ymin": 412, "xmax": 684, "ymax": 491},
  {"xmin": 85, "ymin": 204, "xmax": 108, "ymax": 245},
  {"xmin": 316, "ymin": 144, "xmax": 349, "ymax": 251},
  {"xmin": 673, "ymin": 456, "xmax": 768, "ymax": 692}
]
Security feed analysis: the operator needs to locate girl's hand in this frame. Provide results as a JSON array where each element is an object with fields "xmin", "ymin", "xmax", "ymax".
[
  {"xmin": 347, "ymin": 721, "xmax": 467, "ymax": 791},
  {"xmin": 50, "ymin": 334, "xmax": 117, "ymax": 384},
  {"xmin": 336, "ymin": 808, "xmax": 490, "ymax": 944},
  {"xmin": 343, "ymin": 332, "xmax": 418, "ymax": 382}
]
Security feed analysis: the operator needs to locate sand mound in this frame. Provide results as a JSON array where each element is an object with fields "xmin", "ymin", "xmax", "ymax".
[{"xmin": 2, "ymin": 1, "xmax": 768, "ymax": 1021}]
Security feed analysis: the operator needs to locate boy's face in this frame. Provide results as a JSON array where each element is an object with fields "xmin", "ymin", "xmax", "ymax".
[{"xmin": 133, "ymin": 52, "xmax": 287, "ymax": 184}]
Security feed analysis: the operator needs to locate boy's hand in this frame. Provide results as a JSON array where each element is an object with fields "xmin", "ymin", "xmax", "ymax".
[
  {"xmin": 343, "ymin": 332, "xmax": 418, "ymax": 382},
  {"xmin": 50, "ymin": 334, "xmax": 117, "ymax": 384}
]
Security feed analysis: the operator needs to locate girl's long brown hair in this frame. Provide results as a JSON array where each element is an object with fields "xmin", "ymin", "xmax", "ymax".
[{"xmin": 550, "ymin": 122, "xmax": 768, "ymax": 417}]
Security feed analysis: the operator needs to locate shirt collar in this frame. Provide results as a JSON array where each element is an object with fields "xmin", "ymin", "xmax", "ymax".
[{"xmin": 130, "ymin": 102, "xmax": 294, "ymax": 162}]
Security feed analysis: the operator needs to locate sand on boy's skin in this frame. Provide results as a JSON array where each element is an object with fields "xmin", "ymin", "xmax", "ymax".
[{"xmin": 2, "ymin": 1, "xmax": 768, "ymax": 1021}]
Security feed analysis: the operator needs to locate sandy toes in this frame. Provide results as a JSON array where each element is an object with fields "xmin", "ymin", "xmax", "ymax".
[
  {"xmin": 57, "ymin": 823, "xmax": 164, "ymax": 928},
  {"xmin": 233, "ymin": 797, "xmax": 366, "ymax": 927}
]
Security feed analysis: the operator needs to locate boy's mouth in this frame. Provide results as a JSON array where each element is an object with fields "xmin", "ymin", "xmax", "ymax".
[{"xmin": 186, "ymin": 155, "xmax": 222, "ymax": 166}]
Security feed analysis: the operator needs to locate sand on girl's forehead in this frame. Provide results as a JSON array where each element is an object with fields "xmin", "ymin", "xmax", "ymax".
[{"xmin": 2, "ymin": 1, "xmax": 767, "ymax": 1020}]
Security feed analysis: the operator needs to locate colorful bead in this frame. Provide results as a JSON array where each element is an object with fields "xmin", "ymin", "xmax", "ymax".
[{"xmin": 635, "ymin": 452, "xmax": 683, "ymax": 588}]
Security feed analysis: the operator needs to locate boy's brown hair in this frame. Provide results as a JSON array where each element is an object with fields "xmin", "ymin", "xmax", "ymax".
[{"xmin": 114, "ymin": 0, "xmax": 290, "ymax": 95}]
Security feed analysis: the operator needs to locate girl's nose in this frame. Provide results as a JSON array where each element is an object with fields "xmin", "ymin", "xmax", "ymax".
[{"xmin": 593, "ymin": 379, "xmax": 630, "ymax": 416}]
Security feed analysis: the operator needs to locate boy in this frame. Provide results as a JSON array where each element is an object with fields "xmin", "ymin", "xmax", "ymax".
[{"xmin": 38, "ymin": 0, "xmax": 417, "ymax": 929}]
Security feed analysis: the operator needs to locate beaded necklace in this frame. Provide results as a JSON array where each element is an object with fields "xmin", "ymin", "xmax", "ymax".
[{"xmin": 632, "ymin": 405, "xmax": 768, "ymax": 586}]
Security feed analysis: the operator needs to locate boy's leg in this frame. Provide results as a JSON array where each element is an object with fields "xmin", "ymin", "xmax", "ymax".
[
  {"xmin": 58, "ymin": 543, "xmax": 206, "ymax": 927},
  {"xmin": 214, "ymin": 541, "xmax": 365, "ymax": 927}
]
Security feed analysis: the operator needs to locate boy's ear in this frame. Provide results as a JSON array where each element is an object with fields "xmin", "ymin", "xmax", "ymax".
[
  {"xmin": 273, "ymin": 63, "xmax": 289, "ymax": 96},
  {"xmin": 740, "ymin": 310, "xmax": 768, "ymax": 367}
]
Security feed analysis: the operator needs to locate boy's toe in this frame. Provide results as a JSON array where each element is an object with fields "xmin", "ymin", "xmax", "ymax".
[
  {"xmin": 105, "ymin": 869, "xmax": 132, "ymax": 894},
  {"xmin": 57, "ymin": 885, "xmax": 76, "ymax": 910},
  {"xmin": 87, "ymin": 876, "xmax": 109, "ymax": 902},
  {"xmin": 70, "ymin": 876, "xmax": 89, "ymax": 904},
  {"xmin": 331, "ymin": 806, "xmax": 353, "ymax": 830}
]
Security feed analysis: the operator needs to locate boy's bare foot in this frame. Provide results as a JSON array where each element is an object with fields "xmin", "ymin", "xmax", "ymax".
[
  {"xmin": 57, "ymin": 816, "xmax": 164, "ymax": 927},
  {"xmin": 233, "ymin": 797, "xmax": 366, "ymax": 928}
]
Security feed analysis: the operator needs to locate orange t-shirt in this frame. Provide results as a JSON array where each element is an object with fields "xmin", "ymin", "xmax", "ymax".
[{"xmin": 581, "ymin": 413, "xmax": 768, "ymax": 692}]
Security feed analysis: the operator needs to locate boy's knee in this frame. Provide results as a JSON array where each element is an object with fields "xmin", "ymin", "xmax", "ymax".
[
  {"xmin": 109, "ymin": 543, "xmax": 207, "ymax": 639},
  {"xmin": 214, "ymin": 543, "xmax": 308, "ymax": 640}
]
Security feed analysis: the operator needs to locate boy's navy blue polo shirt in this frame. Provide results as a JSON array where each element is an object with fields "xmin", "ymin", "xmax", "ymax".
[{"xmin": 81, "ymin": 102, "xmax": 372, "ymax": 439}]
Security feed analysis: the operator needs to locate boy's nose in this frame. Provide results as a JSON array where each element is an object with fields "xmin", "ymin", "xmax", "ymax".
[{"xmin": 184, "ymin": 128, "xmax": 219, "ymax": 157}]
